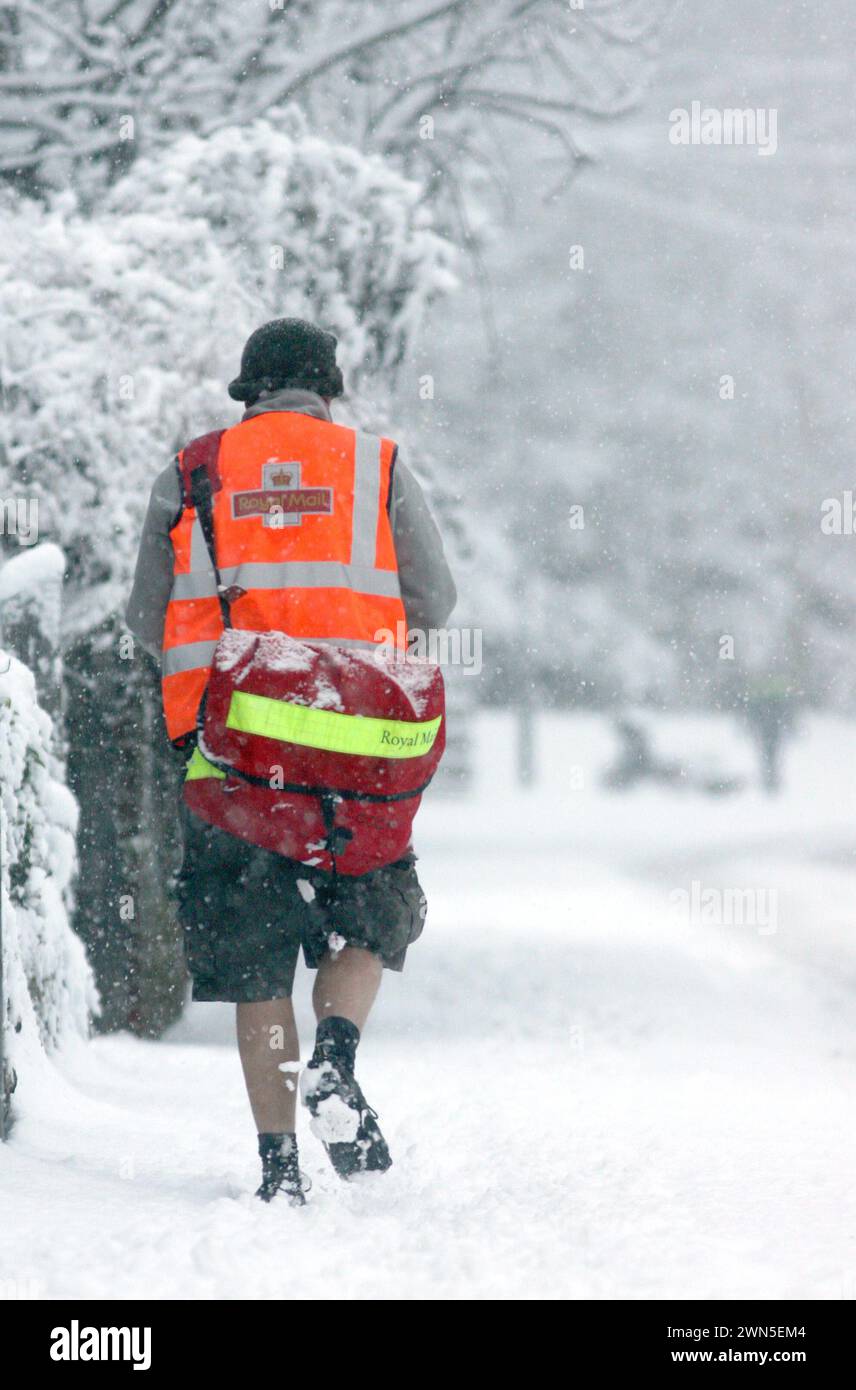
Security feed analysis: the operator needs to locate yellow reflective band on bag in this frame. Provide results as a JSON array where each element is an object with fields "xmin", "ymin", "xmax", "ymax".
[
  {"xmin": 185, "ymin": 748, "xmax": 226, "ymax": 781},
  {"xmin": 225, "ymin": 689, "xmax": 442, "ymax": 760}
]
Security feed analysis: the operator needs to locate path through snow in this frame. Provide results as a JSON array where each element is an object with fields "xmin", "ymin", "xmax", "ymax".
[{"xmin": 2, "ymin": 714, "xmax": 855, "ymax": 1299}]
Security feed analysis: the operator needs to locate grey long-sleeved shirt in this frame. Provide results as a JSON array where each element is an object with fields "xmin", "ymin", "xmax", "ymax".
[{"xmin": 126, "ymin": 389, "xmax": 457, "ymax": 660}]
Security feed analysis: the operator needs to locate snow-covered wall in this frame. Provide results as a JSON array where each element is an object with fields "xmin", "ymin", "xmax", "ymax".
[{"xmin": 0, "ymin": 648, "xmax": 96, "ymax": 1123}]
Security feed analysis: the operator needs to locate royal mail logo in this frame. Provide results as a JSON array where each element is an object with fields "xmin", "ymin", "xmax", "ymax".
[{"xmin": 232, "ymin": 459, "xmax": 332, "ymax": 527}]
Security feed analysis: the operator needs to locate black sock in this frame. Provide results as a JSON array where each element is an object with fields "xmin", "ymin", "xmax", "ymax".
[
  {"xmin": 258, "ymin": 1132, "xmax": 297, "ymax": 1163},
  {"xmin": 314, "ymin": 1015, "xmax": 360, "ymax": 1072}
]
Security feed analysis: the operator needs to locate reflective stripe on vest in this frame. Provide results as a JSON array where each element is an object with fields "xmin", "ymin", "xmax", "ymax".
[
  {"xmin": 350, "ymin": 432, "xmax": 384, "ymax": 569},
  {"xmin": 225, "ymin": 690, "xmax": 442, "ymax": 759},
  {"xmin": 161, "ymin": 415, "xmax": 406, "ymax": 741},
  {"xmin": 162, "ymin": 638, "xmax": 219, "ymax": 676},
  {"xmin": 169, "ymin": 560, "xmax": 402, "ymax": 602}
]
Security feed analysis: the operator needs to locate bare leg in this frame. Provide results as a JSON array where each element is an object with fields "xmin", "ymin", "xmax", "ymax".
[
  {"xmin": 305, "ymin": 950, "xmax": 392, "ymax": 1175},
  {"xmin": 312, "ymin": 946, "xmax": 382, "ymax": 1032},
  {"xmin": 236, "ymin": 998, "xmax": 300, "ymax": 1133}
]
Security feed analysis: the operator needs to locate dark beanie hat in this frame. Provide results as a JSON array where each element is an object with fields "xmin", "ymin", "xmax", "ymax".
[{"xmin": 228, "ymin": 318, "xmax": 344, "ymax": 403}]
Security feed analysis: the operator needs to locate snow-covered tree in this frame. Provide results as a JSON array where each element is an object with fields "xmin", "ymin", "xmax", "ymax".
[
  {"xmin": 0, "ymin": 542, "xmax": 64, "ymax": 716},
  {"xmin": 103, "ymin": 108, "xmax": 457, "ymax": 417},
  {"xmin": 0, "ymin": 111, "xmax": 455, "ymax": 640},
  {"xmin": 426, "ymin": 93, "xmax": 856, "ymax": 714},
  {"xmin": 0, "ymin": 0, "xmax": 662, "ymax": 230},
  {"xmin": 0, "ymin": 640, "xmax": 96, "ymax": 1130}
]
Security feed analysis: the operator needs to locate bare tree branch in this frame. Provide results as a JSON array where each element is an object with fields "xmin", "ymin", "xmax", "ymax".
[{"xmin": 0, "ymin": 0, "xmax": 664, "ymax": 233}]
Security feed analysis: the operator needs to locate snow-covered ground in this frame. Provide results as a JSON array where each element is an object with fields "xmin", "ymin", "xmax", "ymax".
[{"xmin": 2, "ymin": 712, "xmax": 856, "ymax": 1300}]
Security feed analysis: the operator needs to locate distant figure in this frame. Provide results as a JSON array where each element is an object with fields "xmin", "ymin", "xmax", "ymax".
[
  {"xmin": 744, "ymin": 675, "xmax": 797, "ymax": 794},
  {"xmin": 603, "ymin": 716, "xmax": 681, "ymax": 790}
]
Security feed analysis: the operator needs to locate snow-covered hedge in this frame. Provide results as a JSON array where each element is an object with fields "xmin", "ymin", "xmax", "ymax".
[
  {"xmin": 104, "ymin": 108, "xmax": 457, "ymax": 391},
  {"xmin": 0, "ymin": 109, "xmax": 455, "ymax": 642},
  {"xmin": 0, "ymin": 647, "xmax": 96, "ymax": 1114}
]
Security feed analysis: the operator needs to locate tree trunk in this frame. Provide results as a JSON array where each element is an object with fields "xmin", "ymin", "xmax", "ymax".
[{"xmin": 65, "ymin": 625, "xmax": 186, "ymax": 1037}]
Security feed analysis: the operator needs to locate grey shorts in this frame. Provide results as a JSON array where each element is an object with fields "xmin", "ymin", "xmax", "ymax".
[{"xmin": 176, "ymin": 807, "xmax": 427, "ymax": 1002}]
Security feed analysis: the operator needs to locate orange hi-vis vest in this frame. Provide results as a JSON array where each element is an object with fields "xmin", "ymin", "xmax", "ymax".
[{"xmin": 161, "ymin": 411, "xmax": 407, "ymax": 742}]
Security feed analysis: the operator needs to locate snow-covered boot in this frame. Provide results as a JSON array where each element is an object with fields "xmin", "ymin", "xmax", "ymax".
[
  {"xmin": 255, "ymin": 1132, "xmax": 309, "ymax": 1205},
  {"xmin": 300, "ymin": 1017, "xmax": 392, "ymax": 1180}
]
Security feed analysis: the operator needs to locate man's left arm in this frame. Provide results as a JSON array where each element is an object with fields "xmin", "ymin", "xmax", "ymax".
[
  {"xmin": 126, "ymin": 462, "xmax": 182, "ymax": 660},
  {"xmin": 389, "ymin": 457, "xmax": 457, "ymax": 632}
]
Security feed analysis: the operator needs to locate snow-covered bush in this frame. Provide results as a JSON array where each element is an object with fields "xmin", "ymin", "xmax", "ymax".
[
  {"xmin": 104, "ymin": 109, "xmax": 457, "ymax": 398},
  {"xmin": 0, "ymin": 113, "xmax": 455, "ymax": 642},
  {"xmin": 0, "ymin": 188, "xmax": 245, "ymax": 639},
  {"xmin": 0, "ymin": 543, "xmax": 64, "ymax": 718},
  {"xmin": 0, "ymin": 645, "xmax": 96, "ymax": 1121}
]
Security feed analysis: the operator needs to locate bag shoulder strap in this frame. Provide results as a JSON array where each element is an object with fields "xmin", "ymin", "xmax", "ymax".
[
  {"xmin": 180, "ymin": 429, "xmax": 231, "ymax": 630},
  {"xmin": 178, "ymin": 428, "xmax": 225, "ymax": 505}
]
